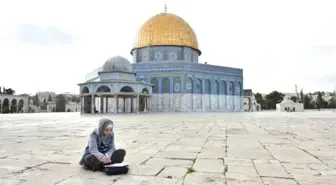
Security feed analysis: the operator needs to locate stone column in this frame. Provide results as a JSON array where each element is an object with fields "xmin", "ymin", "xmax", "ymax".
[
  {"xmin": 123, "ymin": 98, "xmax": 126, "ymax": 113},
  {"xmin": 148, "ymin": 97, "xmax": 151, "ymax": 112},
  {"xmin": 80, "ymin": 97, "xmax": 83, "ymax": 113},
  {"xmin": 130, "ymin": 97, "xmax": 133, "ymax": 113},
  {"xmin": 144, "ymin": 97, "xmax": 147, "ymax": 112},
  {"xmin": 106, "ymin": 97, "xmax": 108, "ymax": 113},
  {"xmin": 91, "ymin": 94, "xmax": 95, "ymax": 114},
  {"xmin": 100, "ymin": 97, "xmax": 104, "ymax": 113},
  {"xmin": 136, "ymin": 94, "xmax": 140, "ymax": 113},
  {"xmin": 0, "ymin": 100, "xmax": 2, "ymax": 114},
  {"xmin": 114, "ymin": 95, "xmax": 118, "ymax": 114}
]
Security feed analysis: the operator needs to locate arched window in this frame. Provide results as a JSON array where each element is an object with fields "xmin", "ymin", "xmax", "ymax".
[
  {"xmin": 162, "ymin": 78, "xmax": 170, "ymax": 93},
  {"xmin": 186, "ymin": 78, "xmax": 193, "ymax": 91},
  {"xmin": 151, "ymin": 78, "xmax": 159, "ymax": 93},
  {"xmin": 195, "ymin": 78, "xmax": 202, "ymax": 93},
  {"xmin": 214, "ymin": 80, "xmax": 219, "ymax": 94},
  {"xmin": 204, "ymin": 79, "xmax": 211, "ymax": 94}
]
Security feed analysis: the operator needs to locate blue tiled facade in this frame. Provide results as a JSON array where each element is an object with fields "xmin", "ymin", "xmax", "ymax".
[{"xmin": 132, "ymin": 46, "xmax": 243, "ymax": 96}]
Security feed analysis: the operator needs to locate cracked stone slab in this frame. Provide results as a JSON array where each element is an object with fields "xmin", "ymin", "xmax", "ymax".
[
  {"xmin": 261, "ymin": 177, "xmax": 298, "ymax": 185},
  {"xmin": 223, "ymin": 157, "xmax": 254, "ymax": 167},
  {"xmin": 143, "ymin": 158, "xmax": 194, "ymax": 168},
  {"xmin": 112, "ymin": 175, "xmax": 182, "ymax": 185},
  {"xmin": 154, "ymin": 151, "xmax": 198, "ymax": 160},
  {"xmin": 163, "ymin": 144, "xmax": 202, "ymax": 153},
  {"xmin": 226, "ymin": 166, "xmax": 259, "ymax": 177},
  {"xmin": 128, "ymin": 164, "xmax": 163, "ymax": 176},
  {"xmin": 0, "ymin": 158, "xmax": 49, "ymax": 173},
  {"xmin": 266, "ymin": 146, "xmax": 322, "ymax": 163},
  {"xmin": 55, "ymin": 174, "xmax": 120, "ymax": 185},
  {"xmin": 227, "ymin": 146, "xmax": 273, "ymax": 160},
  {"xmin": 193, "ymin": 159, "xmax": 224, "ymax": 173},
  {"xmin": 157, "ymin": 167, "xmax": 187, "ymax": 179},
  {"xmin": 253, "ymin": 160, "xmax": 289, "ymax": 178},
  {"xmin": 184, "ymin": 172, "xmax": 225, "ymax": 185}
]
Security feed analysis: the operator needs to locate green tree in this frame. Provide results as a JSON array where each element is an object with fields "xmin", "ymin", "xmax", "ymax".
[
  {"xmin": 71, "ymin": 95, "xmax": 80, "ymax": 103},
  {"xmin": 316, "ymin": 91, "xmax": 328, "ymax": 109},
  {"xmin": 327, "ymin": 97, "xmax": 336, "ymax": 109},
  {"xmin": 303, "ymin": 94, "xmax": 314, "ymax": 109},
  {"xmin": 34, "ymin": 94, "xmax": 40, "ymax": 107},
  {"xmin": 299, "ymin": 89, "xmax": 304, "ymax": 103},
  {"xmin": 264, "ymin": 91, "xmax": 285, "ymax": 109},
  {"xmin": 48, "ymin": 95, "xmax": 52, "ymax": 102},
  {"xmin": 5, "ymin": 88, "xmax": 15, "ymax": 95},
  {"xmin": 254, "ymin": 93, "xmax": 266, "ymax": 109},
  {"xmin": 42, "ymin": 99, "xmax": 47, "ymax": 110},
  {"xmin": 56, "ymin": 94, "xmax": 66, "ymax": 112},
  {"xmin": 290, "ymin": 96, "xmax": 298, "ymax": 102}
]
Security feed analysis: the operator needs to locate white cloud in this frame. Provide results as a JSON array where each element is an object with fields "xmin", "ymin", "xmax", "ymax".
[{"xmin": 0, "ymin": 0, "xmax": 335, "ymax": 95}]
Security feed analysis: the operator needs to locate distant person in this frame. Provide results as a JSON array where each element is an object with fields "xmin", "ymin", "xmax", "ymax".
[{"xmin": 79, "ymin": 118, "xmax": 126, "ymax": 171}]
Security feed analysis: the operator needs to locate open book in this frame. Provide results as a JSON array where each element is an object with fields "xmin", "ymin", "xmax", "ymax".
[{"xmin": 104, "ymin": 162, "xmax": 130, "ymax": 168}]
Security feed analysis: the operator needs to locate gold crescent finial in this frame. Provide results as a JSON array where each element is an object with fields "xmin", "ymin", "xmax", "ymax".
[{"xmin": 164, "ymin": 4, "xmax": 167, "ymax": 13}]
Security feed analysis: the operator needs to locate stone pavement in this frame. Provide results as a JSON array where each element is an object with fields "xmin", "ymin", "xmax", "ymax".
[{"xmin": 0, "ymin": 111, "xmax": 335, "ymax": 185}]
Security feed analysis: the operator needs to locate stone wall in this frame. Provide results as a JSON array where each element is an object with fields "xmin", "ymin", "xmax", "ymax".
[{"xmin": 150, "ymin": 93, "xmax": 243, "ymax": 112}]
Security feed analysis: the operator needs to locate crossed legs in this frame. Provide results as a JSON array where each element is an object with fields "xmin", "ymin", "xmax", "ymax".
[{"xmin": 83, "ymin": 149, "xmax": 126, "ymax": 171}]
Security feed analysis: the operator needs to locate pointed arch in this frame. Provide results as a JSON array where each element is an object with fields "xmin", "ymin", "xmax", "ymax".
[
  {"xmin": 120, "ymin": 86, "xmax": 134, "ymax": 92},
  {"xmin": 81, "ymin": 86, "xmax": 90, "ymax": 94},
  {"xmin": 96, "ymin": 85, "xmax": 111, "ymax": 92}
]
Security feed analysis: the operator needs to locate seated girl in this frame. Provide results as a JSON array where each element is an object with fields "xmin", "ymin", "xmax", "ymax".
[{"xmin": 79, "ymin": 118, "xmax": 126, "ymax": 171}]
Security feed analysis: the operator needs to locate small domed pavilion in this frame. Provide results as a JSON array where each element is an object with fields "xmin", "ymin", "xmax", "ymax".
[{"xmin": 78, "ymin": 56, "xmax": 153, "ymax": 114}]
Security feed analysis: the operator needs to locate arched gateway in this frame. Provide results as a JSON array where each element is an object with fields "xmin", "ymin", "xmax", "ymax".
[{"xmin": 78, "ymin": 56, "xmax": 153, "ymax": 114}]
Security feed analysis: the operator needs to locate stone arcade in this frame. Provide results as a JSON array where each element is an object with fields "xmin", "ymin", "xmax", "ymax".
[
  {"xmin": 80, "ymin": 10, "xmax": 244, "ymax": 113},
  {"xmin": 0, "ymin": 94, "xmax": 29, "ymax": 114},
  {"xmin": 78, "ymin": 56, "xmax": 153, "ymax": 114}
]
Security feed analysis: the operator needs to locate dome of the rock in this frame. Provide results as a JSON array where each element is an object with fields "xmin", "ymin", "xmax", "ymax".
[{"xmin": 132, "ymin": 13, "xmax": 201, "ymax": 55}]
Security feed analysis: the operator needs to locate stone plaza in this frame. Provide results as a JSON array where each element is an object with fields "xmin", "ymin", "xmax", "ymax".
[{"xmin": 0, "ymin": 111, "xmax": 335, "ymax": 185}]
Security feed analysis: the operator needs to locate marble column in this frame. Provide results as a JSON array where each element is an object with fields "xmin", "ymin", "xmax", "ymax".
[
  {"xmin": 106, "ymin": 97, "xmax": 108, "ymax": 113},
  {"xmin": 136, "ymin": 94, "xmax": 140, "ymax": 113},
  {"xmin": 114, "ymin": 95, "xmax": 118, "ymax": 114},
  {"xmin": 130, "ymin": 97, "xmax": 133, "ymax": 113},
  {"xmin": 91, "ymin": 95, "xmax": 95, "ymax": 114}
]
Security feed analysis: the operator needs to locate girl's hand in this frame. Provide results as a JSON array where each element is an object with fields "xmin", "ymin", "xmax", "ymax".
[{"xmin": 103, "ymin": 156, "xmax": 111, "ymax": 164}]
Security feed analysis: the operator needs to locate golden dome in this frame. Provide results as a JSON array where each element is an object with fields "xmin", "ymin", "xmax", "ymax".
[{"xmin": 132, "ymin": 13, "xmax": 201, "ymax": 55}]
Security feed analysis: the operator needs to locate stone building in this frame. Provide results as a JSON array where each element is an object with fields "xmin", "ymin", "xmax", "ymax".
[
  {"xmin": 243, "ymin": 89, "xmax": 261, "ymax": 111},
  {"xmin": 78, "ymin": 56, "xmax": 153, "ymax": 114},
  {"xmin": 276, "ymin": 97, "xmax": 304, "ymax": 112},
  {"xmin": 0, "ymin": 94, "xmax": 29, "ymax": 113},
  {"xmin": 65, "ymin": 102, "xmax": 81, "ymax": 112},
  {"xmin": 81, "ymin": 9, "xmax": 244, "ymax": 113}
]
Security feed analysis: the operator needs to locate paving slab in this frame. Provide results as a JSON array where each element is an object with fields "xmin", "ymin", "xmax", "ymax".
[
  {"xmin": 253, "ymin": 159, "xmax": 289, "ymax": 178},
  {"xmin": 193, "ymin": 159, "xmax": 224, "ymax": 173},
  {"xmin": 0, "ymin": 111, "xmax": 335, "ymax": 184},
  {"xmin": 184, "ymin": 172, "xmax": 225, "ymax": 185},
  {"xmin": 157, "ymin": 167, "xmax": 187, "ymax": 179}
]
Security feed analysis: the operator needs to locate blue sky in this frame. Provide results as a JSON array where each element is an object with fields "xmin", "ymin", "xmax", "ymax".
[{"xmin": 0, "ymin": 0, "xmax": 335, "ymax": 95}]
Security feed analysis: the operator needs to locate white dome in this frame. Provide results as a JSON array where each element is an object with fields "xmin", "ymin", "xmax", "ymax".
[
  {"xmin": 280, "ymin": 99, "xmax": 295, "ymax": 104},
  {"xmin": 102, "ymin": 56, "xmax": 132, "ymax": 72}
]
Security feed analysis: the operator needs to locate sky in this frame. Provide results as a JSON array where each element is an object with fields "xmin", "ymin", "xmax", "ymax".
[{"xmin": 0, "ymin": 0, "xmax": 335, "ymax": 95}]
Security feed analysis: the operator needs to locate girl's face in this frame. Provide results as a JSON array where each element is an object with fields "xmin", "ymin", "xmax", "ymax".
[{"xmin": 104, "ymin": 124, "xmax": 113, "ymax": 136}]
